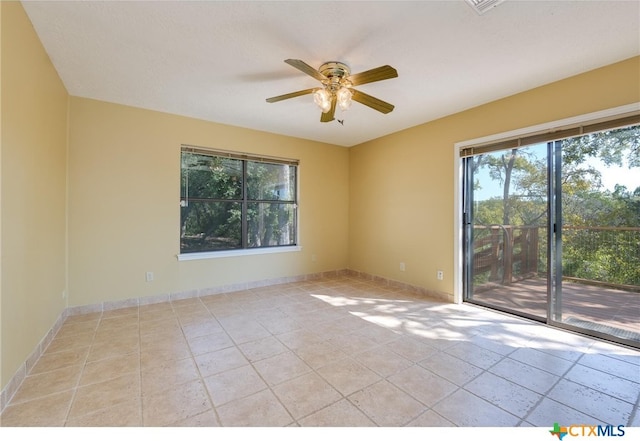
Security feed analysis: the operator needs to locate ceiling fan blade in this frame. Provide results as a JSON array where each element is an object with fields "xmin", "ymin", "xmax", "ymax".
[
  {"xmin": 351, "ymin": 89, "xmax": 395, "ymax": 114},
  {"xmin": 266, "ymin": 88, "xmax": 316, "ymax": 103},
  {"xmin": 284, "ymin": 59, "xmax": 327, "ymax": 82},
  {"xmin": 348, "ymin": 65, "xmax": 398, "ymax": 86},
  {"xmin": 320, "ymin": 96, "xmax": 336, "ymax": 123}
]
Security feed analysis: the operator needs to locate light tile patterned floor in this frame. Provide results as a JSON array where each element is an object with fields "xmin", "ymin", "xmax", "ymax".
[{"xmin": 1, "ymin": 275, "xmax": 639, "ymax": 427}]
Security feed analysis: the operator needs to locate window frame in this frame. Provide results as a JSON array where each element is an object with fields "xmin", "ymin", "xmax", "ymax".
[{"xmin": 178, "ymin": 145, "xmax": 300, "ymax": 260}]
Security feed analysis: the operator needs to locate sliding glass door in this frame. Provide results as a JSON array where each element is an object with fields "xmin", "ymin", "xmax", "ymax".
[
  {"xmin": 554, "ymin": 127, "xmax": 640, "ymax": 344},
  {"xmin": 462, "ymin": 123, "xmax": 639, "ymax": 348},
  {"xmin": 463, "ymin": 142, "xmax": 550, "ymax": 321}
]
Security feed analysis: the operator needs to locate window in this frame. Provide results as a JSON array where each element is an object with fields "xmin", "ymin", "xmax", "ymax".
[{"xmin": 180, "ymin": 146, "xmax": 298, "ymax": 254}]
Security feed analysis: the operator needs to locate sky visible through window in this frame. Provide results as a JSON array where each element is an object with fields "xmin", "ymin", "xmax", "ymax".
[
  {"xmin": 473, "ymin": 146, "xmax": 639, "ymax": 202},
  {"xmin": 585, "ymin": 156, "xmax": 638, "ymax": 193}
]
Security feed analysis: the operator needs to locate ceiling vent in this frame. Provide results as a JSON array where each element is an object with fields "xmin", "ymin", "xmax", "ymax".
[{"xmin": 465, "ymin": 0, "xmax": 506, "ymax": 15}]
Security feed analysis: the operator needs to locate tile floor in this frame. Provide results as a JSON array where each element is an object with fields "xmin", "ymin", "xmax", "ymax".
[{"xmin": 1, "ymin": 275, "xmax": 639, "ymax": 427}]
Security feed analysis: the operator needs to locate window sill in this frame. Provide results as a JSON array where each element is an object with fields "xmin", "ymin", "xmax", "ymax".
[{"xmin": 177, "ymin": 245, "xmax": 302, "ymax": 261}]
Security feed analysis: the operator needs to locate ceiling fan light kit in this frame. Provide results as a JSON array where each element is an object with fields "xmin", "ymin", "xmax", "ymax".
[
  {"xmin": 266, "ymin": 59, "xmax": 398, "ymax": 123},
  {"xmin": 313, "ymin": 88, "xmax": 332, "ymax": 113},
  {"xmin": 336, "ymin": 87, "xmax": 353, "ymax": 111}
]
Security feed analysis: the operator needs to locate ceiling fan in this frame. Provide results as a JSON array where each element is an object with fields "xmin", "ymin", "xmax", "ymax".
[{"xmin": 266, "ymin": 59, "xmax": 398, "ymax": 123}]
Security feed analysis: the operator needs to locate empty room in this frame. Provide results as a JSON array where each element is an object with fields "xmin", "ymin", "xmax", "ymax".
[{"xmin": 1, "ymin": 0, "xmax": 639, "ymax": 431}]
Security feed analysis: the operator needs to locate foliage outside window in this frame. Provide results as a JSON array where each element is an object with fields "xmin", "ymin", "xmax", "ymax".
[
  {"xmin": 469, "ymin": 124, "xmax": 640, "ymax": 287},
  {"xmin": 180, "ymin": 147, "xmax": 298, "ymax": 254}
]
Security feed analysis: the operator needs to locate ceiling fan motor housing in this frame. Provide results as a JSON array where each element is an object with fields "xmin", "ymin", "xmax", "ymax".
[{"xmin": 319, "ymin": 62, "xmax": 351, "ymax": 92}]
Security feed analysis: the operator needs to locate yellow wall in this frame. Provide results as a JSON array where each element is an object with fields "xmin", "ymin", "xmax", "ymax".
[
  {"xmin": 349, "ymin": 56, "xmax": 640, "ymax": 298},
  {"xmin": 67, "ymin": 98, "xmax": 349, "ymax": 307},
  {"xmin": 1, "ymin": 2, "xmax": 69, "ymax": 388}
]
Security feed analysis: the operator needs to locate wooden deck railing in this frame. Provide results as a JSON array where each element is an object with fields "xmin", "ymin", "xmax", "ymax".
[
  {"xmin": 473, "ymin": 225, "xmax": 542, "ymax": 284},
  {"xmin": 473, "ymin": 225, "xmax": 639, "ymax": 291}
]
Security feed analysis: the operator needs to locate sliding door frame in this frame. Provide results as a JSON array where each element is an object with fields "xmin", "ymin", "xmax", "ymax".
[
  {"xmin": 454, "ymin": 104, "xmax": 640, "ymax": 303},
  {"xmin": 453, "ymin": 104, "xmax": 640, "ymax": 345}
]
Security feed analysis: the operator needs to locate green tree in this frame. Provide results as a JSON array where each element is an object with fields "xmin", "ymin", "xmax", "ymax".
[
  {"xmin": 180, "ymin": 153, "xmax": 243, "ymax": 251},
  {"xmin": 560, "ymin": 126, "xmax": 639, "ymax": 286},
  {"xmin": 472, "ymin": 125, "xmax": 639, "ymax": 287},
  {"xmin": 562, "ymin": 126, "xmax": 640, "ymax": 169},
  {"xmin": 180, "ymin": 152, "xmax": 297, "ymax": 252},
  {"xmin": 474, "ymin": 145, "xmax": 548, "ymax": 226}
]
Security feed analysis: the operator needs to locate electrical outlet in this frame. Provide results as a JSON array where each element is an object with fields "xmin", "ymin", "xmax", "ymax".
[
  {"xmin": 145, "ymin": 271, "xmax": 154, "ymax": 282},
  {"xmin": 399, "ymin": 262, "xmax": 406, "ymax": 271},
  {"xmin": 437, "ymin": 270, "xmax": 444, "ymax": 280}
]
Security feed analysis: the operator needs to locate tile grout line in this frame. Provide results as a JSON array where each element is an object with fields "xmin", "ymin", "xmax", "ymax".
[
  {"xmin": 517, "ymin": 350, "xmax": 581, "ymax": 427},
  {"xmin": 62, "ymin": 311, "xmax": 103, "ymax": 426},
  {"xmin": 179, "ymin": 295, "xmax": 228, "ymax": 427},
  {"xmin": 238, "ymin": 291, "xmax": 343, "ymax": 427},
  {"xmin": 629, "ymin": 386, "xmax": 640, "ymax": 427}
]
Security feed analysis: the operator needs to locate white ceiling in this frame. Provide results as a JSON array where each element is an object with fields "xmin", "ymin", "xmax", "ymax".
[{"xmin": 21, "ymin": 1, "xmax": 640, "ymax": 147}]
